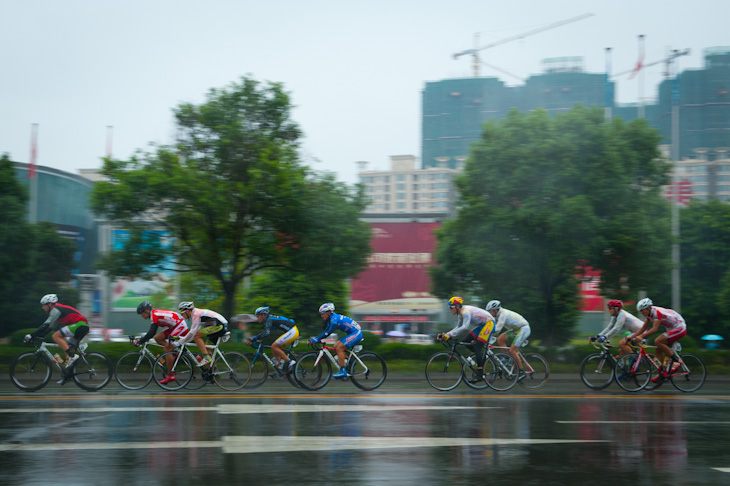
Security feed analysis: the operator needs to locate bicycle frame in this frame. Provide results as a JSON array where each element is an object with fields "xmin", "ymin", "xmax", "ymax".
[
  {"xmin": 313, "ymin": 343, "xmax": 364, "ymax": 373},
  {"xmin": 248, "ymin": 340, "xmax": 299, "ymax": 370}
]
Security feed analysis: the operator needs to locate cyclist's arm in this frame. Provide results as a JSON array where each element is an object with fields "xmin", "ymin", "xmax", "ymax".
[
  {"xmin": 627, "ymin": 319, "xmax": 651, "ymax": 341},
  {"xmin": 445, "ymin": 313, "xmax": 471, "ymax": 339},
  {"xmin": 30, "ymin": 308, "xmax": 61, "ymax": 339},
  {"xmin": 137, "ymin": 323, "xmax": 159, "ymax": 344},
  {"xmin": 175, "ymin": 320, "xmax": 200, "ymax": 347},
  {"xmin": 493, "ymin": 313, "xmax": 506, "ymax": 334},
  {"xmin": 638, "ymin": 319, "xmax": 661, "ymax": 340},
  {"xmin": 598, "ymin": 315, "xmax": 620, "ymax": 339},
  {"xmin": 312, "ymin": 321, "xmax": 336, "ymax": 343}
]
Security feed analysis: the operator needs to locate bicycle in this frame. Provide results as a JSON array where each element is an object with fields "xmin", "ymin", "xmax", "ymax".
[
  {"xmin": 10, "ymin": 338, "xmax": 112, "ymax": 392},
  {"xmin": 617, "ymin": 340, "xmax": 706, "ymax": 393},
  {"xmin": 488, "ymin": 336, "xmax": 550, "ymax": 390},
  {"xmin": 579, "ymin": 339, "xmax": 624, "ymax": 390},
  {"xmin": 114, "ymin": 336, "xmax": 168, "ymax": 390},
  {"xmin": 425, "ymin": 338, "xmax": 519, "ymax": 392},
  {"xmin": 294, "ymin": 341, "xmax": 387, "ymax": 391},
  {"xmin": 153, "ymin": 332, "xmax": 252, "ymax": 391},
  {"xmin": 243, "ymin": 339, "xmax": 301, "ymax": 389}
]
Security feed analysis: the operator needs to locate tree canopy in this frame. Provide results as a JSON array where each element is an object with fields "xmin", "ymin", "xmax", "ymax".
[{"xmin": 430, "ymin": 106, "xmax": 672, "ymax": 343}]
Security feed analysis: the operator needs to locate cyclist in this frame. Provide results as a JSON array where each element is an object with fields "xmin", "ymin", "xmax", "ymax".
[
  {"xmin": 486, "ymin": 300, "xmax": 530, "ymax": 381},
  {"xmin": 175, "ymin": 301, "xmax": 229, "ymax": 367},
  {"xmin": 246, "ymin": 306, "xmax": 299, "ymax": 374},
  {"xmin": 628, "ymin": 298, "xmax": 687, "ymax": 379},
  {"xmin": 436, "ymin": 296, "xmax": 495, "ymax": 381},
  {"xmin": 24, "ymin": 294, "xmax": 90, "ymax": 384},
  {"xmin": 591, "ymin": 299, "xmax": 643, "ymax": 356},
  {"xmin": 134, "ymin": 301, "xmax": 189, "ymax": 385},
  {"xmin": 308, "ymin": 303, "xmax": 362, "ymax": 379}
]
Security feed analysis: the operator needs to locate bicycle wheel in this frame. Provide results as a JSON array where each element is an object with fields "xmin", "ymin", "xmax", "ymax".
[
  {"xmin": 519, "ymin": 352, "xmax": 550, "ymax": 390},
  {"xmin": 153, "ymin": 351, "xmax": 194, "ymax": 390},
  {"xmin": 294, "ymin": 352, "xmax": 331, "ymax": 391},
  {"xmin": 579, "ymin": 353, "xmax": 615, "ymax": 390},
  {"xmin": 348, "ymin": 352, "xmax": 387, "ymax": 390},
  {"xmin": 670, "ymin": 354, "xmax": 706, "ymax": 393},
  {"xmin": 242, "ymin": 352, "xmax": 269, "ymax": 389},
  {"xmin": 185, "ymin": 352, "xmax": 210, "ymax": 390},
  {"xmin": 115, "ymin": 351, "xmax": 154, "ymax": 390},
  {"xmin": 425, "ymin": 352, "xmax": 463, "ymax": 391},
  {"xmin": 285, "ymin": 354, "xmax": 301, "ymax": 388},
  {"xmin": 10, "ymin": 352, "xmax": 52, "ymax": 392},
  {"xmin": 73, "ymin": 351, "xmax": 113, "ymax": 391},
  {"xmin": 213, "ymin": 351, "xmax": 251, "ymax": 391},
  {"xmin": 615, "ymin": 353, "xmax": 652, "ymax": 392},
  {"xmin": 484, "ymin": 353, "xmax": 519, "ymax": 391},
  {"xmin": 462, "ymin": 355, "xmax": 489, "ymax": 390}
]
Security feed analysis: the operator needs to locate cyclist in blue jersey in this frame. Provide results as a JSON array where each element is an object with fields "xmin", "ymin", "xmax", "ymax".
[
  {"xmin": 246, "ymin": 306, "xmax": 299, "ymax": 373},
  {"xmin": 308, "ymin": 303, "xmax": 363, "ymax": 379}
]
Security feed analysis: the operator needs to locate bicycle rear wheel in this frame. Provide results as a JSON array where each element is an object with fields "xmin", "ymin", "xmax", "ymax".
[
  {"xmin": 615, "ymin": 353, "xmax": 652, "ymax": 392},
  {"xmin": 579, "ymin": 353, "xmax": 615, "ymax": 390},
  {"xmin": 294, "ymin": 352, "xmax": 331, "ymax": 391},
  {"xmin": 242, "ymin": 352, "xmax": 269, "ymax": 389},
  {"xmin": 519, "ymin": 353, "xmax": 550, "ymax": 390},
  {"xmin": 10, "ymin": 352, "xmax": 52, "ymax": 392},
  {"xmin": 348, "ymin": 352, "xmax": 387, "ymax": 390},
  {"xmin": 425, "ymin": 352, "xmax": 463, "ymax": 391},
  {"xmin": 115, "ymin": 351, "xmax": 153, "ymax": 390},
  {"xmin": 484, "ymin": 353, "xmax": 519, "ymax": 391},
  {"xmin": 153, "ymin": 351, "xmax": 194, "ymax": 390},
  {"xmin": 213, "ymin": 351, "xmax": 251, "ymax": 391},
  {"xmin": 73, "ymin": 351, "xmax": 113, "ymax": 391},
  {"xmin": 670, "ymin": 354, "xmax": 706, "ymax": 393}
]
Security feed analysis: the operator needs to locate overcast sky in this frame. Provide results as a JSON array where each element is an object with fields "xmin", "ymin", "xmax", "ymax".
[{"xmin": 1, "ymin": 0, "xmax": 727, "ymax": 184}]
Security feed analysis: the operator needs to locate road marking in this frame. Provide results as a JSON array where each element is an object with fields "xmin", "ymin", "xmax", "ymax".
[
  {"xmin": 0, "ymin": 436, "xmax": 607, "ymax": 453},
  {"xmin": 0, "ymin": 405, "xmax": 496, "ymax": 414},
  {"xmin": 556, "ymin": 421, "xmax": 730, "ymax": 425},
  {"xmin": 712, "ymin": 468, "xmax": 730, "ymax": 473}
]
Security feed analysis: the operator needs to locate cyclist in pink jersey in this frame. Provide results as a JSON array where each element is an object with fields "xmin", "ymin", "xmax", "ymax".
[
  {"xmin": 627, "ymin": 298, "xmax": 686, "ymax": 375},
  {"xmin": 134, "ymin": 301, "xmax": 189, "ymax": 384}
]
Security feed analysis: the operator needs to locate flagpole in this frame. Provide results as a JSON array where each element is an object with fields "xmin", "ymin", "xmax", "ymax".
[
  {"xmin": 29, "ymin": 123, "xmax": 39, "ymax": 223},
  {"xmin": 638, "ymin": 35, "xmax": 645, "ymax": 118},
  {"xmin": 106, "ymin": 125, "xmax": 113, "ymax": 157},
  {"xmin": 604, "ymin": 47, "xmax": 612, "ymax": 120}
]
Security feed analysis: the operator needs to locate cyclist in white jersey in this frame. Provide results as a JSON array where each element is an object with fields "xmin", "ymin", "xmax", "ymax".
[
  {"xmin": 175, "ymin": 302, "xmax": 228, "ymax": 366},
  {"xmin": 628, "ymin": 298, "xmax": 687, "ymax": 375},
  {"xmin": 486, "ymin": 300, "xmax": 530, "ymax": 380},
  {"xmin": 437, "ymin": 297, "xmax": 495, "ymax": 380},
  {"xmin": 591, "ymin": 299, "xmax": 643, "ymax": 356}
]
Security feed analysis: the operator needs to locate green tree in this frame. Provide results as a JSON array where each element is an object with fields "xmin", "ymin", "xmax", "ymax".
[
  {"xmin": 91, "ymin": 77, "xmax": 370, "ymax": 319},
  {"xmin": 430, "ymin": 107, "xmax": 672, "ymax": 344}
]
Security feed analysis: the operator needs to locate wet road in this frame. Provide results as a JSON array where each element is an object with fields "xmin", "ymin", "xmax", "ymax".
[{"xmin": 0, "ymin": 374, "xmax": 728, "ymax": 485}]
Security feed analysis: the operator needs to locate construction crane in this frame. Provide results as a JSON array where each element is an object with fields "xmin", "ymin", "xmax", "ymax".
[{"xmin": 453, "ymin": 13, "xmax": 595, "ymax": 77}]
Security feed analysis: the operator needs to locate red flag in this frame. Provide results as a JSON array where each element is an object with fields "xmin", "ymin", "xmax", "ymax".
[
  {"xmin": 28, "ymin": 123, "xmax": 38, "ymax": 179},
  {"xmin": 628, "ymin": 35, "xmax": 645, "ymax": 80}
]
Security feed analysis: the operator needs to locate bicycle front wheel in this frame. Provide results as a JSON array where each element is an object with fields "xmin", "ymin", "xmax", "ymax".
[
  {"xmin": 579, "ymin": 353, "xmax": 615, "ymax": 390},
  {"xmin": 73, "ymin": 351, "xmax": 113, "ymax": 391},
  {"xmin": 615, "ymin": 353, "xmax": 652, "ymax": 392},
  {"xmin": 213, "ymin": 352, "xmax": 251, "ymax": 391},
  {"xmin": 484, "ymin": 353, "xmax": 519, "ymax": 391},
  {"xmin": 519, "ymin": 353, "xmax": 550, "ymax": 390},
  {"xmin": 294, "ymin": 352, "xmax": 331, "ymax": 391},
  {"xmin": 115, "ymin": 351, "xmax": 153, "ymax": 390},
  {"xmin": 242, "ymin": 352, "xmax": 269, "ymax": 389},
  {"xmin": 348, "ymin": 352, "xmax": 387, "ymax": 390},
  {"xmin": 153, "ymin": 351, "xmax": 194, "ymax": 390},
  {"xmin": 10, "ymin": 352, "xmax": 52, "ymax": 392},
  {"xmin": 425, "ymin": 352, "xmax": 463, "ymax": 391},
  {"xmin": 670, "ymin": 354, "xmax": 706, "ymax": 393}
]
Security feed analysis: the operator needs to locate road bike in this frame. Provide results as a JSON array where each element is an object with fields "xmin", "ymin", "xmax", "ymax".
[
  {"xmin": 294, "ymin": 342, "xmax": 387, "ymax": 391},
  {"xmin": 243, "ymin": 339, "xmax": 301, "ymax": 389},
  {"xmin": 10, "ymin": 338, "xmax": 112, "ymax": 392},
  {"xmin": 488, "ymin": 336, "xmax": 550, "ymax": 390},
  {"xmin": 114, "ymin": 336, "xmax": 168, "ymax": 390},
  {"xmin": 579, "ymin": 339, "xmax": 624, "ymax": 390},
  {"xmin": 425, "ymin": 339, "xmax": 519, "ymax": 392},
  {"xmin": 617, "ymin": 340, "xmax": 706, "ymax": 393},
  {"xmin": 153, "ymin": 332, "xmax": 252, "ymax": 391}
]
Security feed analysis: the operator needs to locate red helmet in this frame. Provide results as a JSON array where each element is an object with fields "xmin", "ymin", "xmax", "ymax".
[{"xmin": 607, "ymin": 299, "xmax": 623, "ymax": 309}]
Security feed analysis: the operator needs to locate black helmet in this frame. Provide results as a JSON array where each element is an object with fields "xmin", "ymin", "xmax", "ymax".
[{"xmin": 137, "ymin": 301, "xmax": 152, "ymax": 315}]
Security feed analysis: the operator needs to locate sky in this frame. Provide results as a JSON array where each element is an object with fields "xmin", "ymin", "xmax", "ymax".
[{"xmin": 1, "ymin": 0, "xmax": 728, "ymax": 184}]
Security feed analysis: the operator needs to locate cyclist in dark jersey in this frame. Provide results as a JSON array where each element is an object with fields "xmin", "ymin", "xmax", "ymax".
[{"xmin": 246, "ymin": 306, "xmax": 299, "ymax": 373}]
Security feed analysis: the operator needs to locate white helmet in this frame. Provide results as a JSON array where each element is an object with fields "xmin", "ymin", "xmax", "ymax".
[
  {"xmin": 178, "ymin": 301, "xmax": 195, "ymax": 311},
  {"xmin": 319, "ymin": 303, "xmax": 335, "ymax": 314},
  {"xmin": 636, "ymin": 298, "xmax": 653, "ymax": 311},
  {"xmin": 40, "ymin": 294, "xmax": 58, "ymax": 305},
  {"xmin": 486, "ymin": 300, "xmax": 501, "ymax": 311}
]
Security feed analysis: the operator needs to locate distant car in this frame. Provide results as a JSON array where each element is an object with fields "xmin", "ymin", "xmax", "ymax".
[{"xmin": 406, "ymin": 334, "xmax": 434, "ymax": 345}]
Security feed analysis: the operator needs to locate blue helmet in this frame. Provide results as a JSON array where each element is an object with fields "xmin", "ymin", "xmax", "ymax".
[{"xmin": 255, "ymin": 306, "xmax": 270, "ymax": 316}]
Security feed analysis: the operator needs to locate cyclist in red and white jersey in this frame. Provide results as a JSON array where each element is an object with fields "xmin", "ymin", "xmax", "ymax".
[
  {"xmin": 591, "ymin": 299, "xmax": 644, "ymax": 356},
  {"xmin": 627, "ymin": 298, "xmax": 686, "ymax": 375},
  {"xmin": 134, "ymin": 301, "xmax": 189, "ymax": 384}
]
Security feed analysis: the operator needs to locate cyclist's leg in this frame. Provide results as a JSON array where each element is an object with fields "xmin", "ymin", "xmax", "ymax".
[
  {"xmin": 511, "ymin": 326, "xmax": 530, "ymax": 369},
  {"xmin": 273, "ymin": 327, "xmax": 299, "ymax": 370},
  {"xmin": 335, "ymin": 330, "xmax": 363, "ymax": 376},
  {"xmin": 53, "ymin": 327, "xmax": 71, "ymax": 356},
  {"xmin": 665, "ymin": 327, "xmax": 687, "ymax": 371},
  {"xmin": 155, "ymin": 331, "xmax": 175, "ymax": 371}
]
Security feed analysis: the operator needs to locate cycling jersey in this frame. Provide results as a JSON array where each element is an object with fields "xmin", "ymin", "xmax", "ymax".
[
  {"xmin": 313, "ymin": 313, "xmax": 362, "ymax": 348},
  {"xmin": 599, "ymin": 309, "xmax": 643, "ymax": 339},
  {"xmin": 646, "ymin": 306, "xmax": 686, "ymax": 331},
  {"xmin": 251, "ymin": 314, "xmax": 296, "ymax": 342},
  {"xmin": 138, "ymin": 309, "xmax": 188, "ymax": 343},
  {"xmin": 42, "ymin": 304, "xmax": 87, "ymax": 332},
  {"xmin": 177, "ymin": 308, "xmax": 228, "ymax": 346},
  {"xmin": 493, "ymin": 308, "xmax": 529, "ymax": 334},
  {"xmin": 445, "ymin": 305, "xmax": 493, "ymax": 339}
]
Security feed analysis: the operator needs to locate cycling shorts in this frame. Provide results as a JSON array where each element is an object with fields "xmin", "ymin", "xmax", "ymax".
[
  {"xmin": 59, "ymin": 322, "xmax": 90, "ymax": 343},
  {"xmin": 201, "ymin": 324, "xmax": 229, "ymax": 344},
  {"xmin": 341, "ymin": 329, "xmax": 364, "ymax": 349},
  {"xmin": 163, "ymin": 322, "xmax": 189, "ymax": 340},
  {"xmin": 506, "ymin": 324, "xmax": 531, "ymax": 348},
  {"xmin": 664, "ymin": 326, "xmax": 687, "ymax": 344},
  {"xmin": 469, "ymin": 320, "xmax": 495, "ymax": 344},
  {"xmin": 274, "ymin": 326, "xmax": 299, "ymax": 348}
]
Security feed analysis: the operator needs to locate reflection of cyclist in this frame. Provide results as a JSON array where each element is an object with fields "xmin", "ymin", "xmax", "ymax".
[
  {"xmin": 134, "ymin": 301, "xmax": 189, "ymax": 384},
  {"xmin": 629, "ymin": 298, "xmax": 687, "ymax": 377},
  {"xmin": 436, "ymin": 296, "xmax": 495, "ymax": 381},
  {"xmin": 175, "ymin": 302, "xmax": 228, "ymax": 366},
  {"xmin": 308, "ymin": 303, "xmax": 362, "ymax": 379},
  {"xmin": 592, "ymin": 299, "xmax": 643, "ymax": 356},
  {"xmin": 246, "ymin": 306, "xmax": 298, "ymax": 374},
  {"xmin": 25, "ymin": 294, "xmax": 90, "ymax": 384},
  {"xmin": 486, "ymin": 300, "xmax": 530, "ymax": 380}
]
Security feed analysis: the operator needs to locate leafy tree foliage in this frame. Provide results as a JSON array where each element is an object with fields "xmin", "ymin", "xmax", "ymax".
[
  {"xmin": 430, "ymin": 107, "xmax": 672, "ymax": 344},
  {"xmin": 91, "ymin": 77, "xmax": 370, "ymax": 319}
]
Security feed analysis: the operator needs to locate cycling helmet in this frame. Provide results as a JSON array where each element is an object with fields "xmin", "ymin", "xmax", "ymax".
[
  {"xmin": 319, "ymin": 303, "xmax": 335, "ymax": 314},
  {"xmin": 607, "ymin": 299, "xmax": 624, "ymax": 309},
  {"xmin": 448, "ymin": 296, "xmax": 464, "ymax": 308},
  {"xmin": 178, "ymin": 301, "xmax": 195, "ymax": 311},
  {"xmin": 486, "ymin": 300, "xmax": 501, "ymax": 311},
  {"xmin": 136, "ymin": 301, "xmax": 153, "ymax": 314},
  {"xmin": 255, "ymin": 306, "xmax": 270, "ymax": 316},
  {"xmin": 40, "ymin": 294, "xmax": 58, "ymax": 305},
  {"xmin": 636, "ymin": 298, "xmax": 653, "ymax": 311}
]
